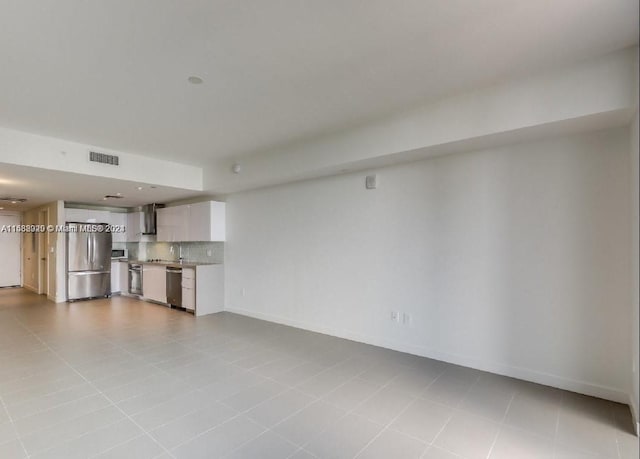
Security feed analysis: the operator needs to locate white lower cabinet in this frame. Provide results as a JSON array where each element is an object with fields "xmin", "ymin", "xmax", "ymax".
[
  {"xmin": 192, "ymin": 264, "xmax": 224, "ymax": 316},
  {"xmin": 182, "ymin": 268, "xmax": 196, "ymax": 311},
  {"xmin": 110, "ymin": 261, "xmax": 120, "ymax": 293},
  {"xmin": 135, "ymin": 263, "xmax": 223, "ymax": 314},
  {"xmin": 119, "ymin": 261, "xmax": 129, "ymax": 293},
  {"xmin": 143, "ymin": 265, "xmax": 166, "ymax": 303}
]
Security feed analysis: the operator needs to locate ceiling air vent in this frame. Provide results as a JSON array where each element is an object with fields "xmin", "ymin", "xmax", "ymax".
[{"xmin": 89, "ymin": 151, "xmax": 119, "ymax": 166}]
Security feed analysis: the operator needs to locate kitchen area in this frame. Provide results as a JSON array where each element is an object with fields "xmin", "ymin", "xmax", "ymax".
[{"xmin": 66, "ymin": 200, "xmax": 225, "ymax": 316}]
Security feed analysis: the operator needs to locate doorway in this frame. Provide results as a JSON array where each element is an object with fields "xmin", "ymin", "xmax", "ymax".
[{"xmin": 0, "ymin": 213, "xmax": 21, "ymax": 287}]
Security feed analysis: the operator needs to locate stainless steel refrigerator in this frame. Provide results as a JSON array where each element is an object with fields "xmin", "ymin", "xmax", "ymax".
[{"xmin": 66, "ymin": 222, "xmax": 112, "ymax": 300}]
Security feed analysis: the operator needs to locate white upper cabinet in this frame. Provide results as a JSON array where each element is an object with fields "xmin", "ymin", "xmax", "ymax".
[
  {"xmin": 65, "ymin": 208, "xmax": 87, "ymax": 222},
  {"xmin": 157, "ymin": 201, "xmax": 225, "ymax": 242},
  {"xmin": 65, "ymin": 208, "xmax": 110, "ymax": 223},
  {"xmin": 187, "ymin": 201, "xmax": 225, "ymax": 242},
  {"xmin": 87, "ymin": 210, "xmax": 110, "ymax": 223},
  {"xmin": 156, "ymin": 206, "xmax": 188, "ymax": 242},
  {"xmin": 109, "ymin": 212, "xmax": 127, "ymax": 243},
  {"xmin": 155, "ymin": 208, "xmax": 170, "ymax": 242},
  {"xmin": 126, "ymin": 211, "xmax": 144, "ymax": 242}
]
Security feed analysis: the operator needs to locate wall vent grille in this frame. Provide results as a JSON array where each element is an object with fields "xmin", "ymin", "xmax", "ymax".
[{"xmin": 89, "ymin": 151, "xmax": 119, "ymax": 165}]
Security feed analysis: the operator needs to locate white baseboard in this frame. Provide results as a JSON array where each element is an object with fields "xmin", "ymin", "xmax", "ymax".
[{"xmin": 226, "ymin": 305, "xmax": 630, "ymax": 405}]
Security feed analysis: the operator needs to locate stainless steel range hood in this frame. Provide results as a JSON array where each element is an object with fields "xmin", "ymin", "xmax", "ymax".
[{"xmin": 141, "ymin": 203, "xmax": 165, "ymax": 235}]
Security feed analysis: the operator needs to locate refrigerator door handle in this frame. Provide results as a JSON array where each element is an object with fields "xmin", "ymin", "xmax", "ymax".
[{"xmin": 86, "ymin": 232, "xmax": 91, "ymax": 267}]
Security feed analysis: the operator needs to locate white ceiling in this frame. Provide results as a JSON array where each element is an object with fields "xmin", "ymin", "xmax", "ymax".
[
  {"xmin": 0, "ymin": 163, "xmax": 204, "ymax": 211},
  {"xmin": 0, "ymin": 0, "xmax": 637, "ymax": 167}
]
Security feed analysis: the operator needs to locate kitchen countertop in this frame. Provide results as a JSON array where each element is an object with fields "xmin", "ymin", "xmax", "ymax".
[{"xmin": 123, "ymin": 259, "xmax": 222, "ymax": 267}]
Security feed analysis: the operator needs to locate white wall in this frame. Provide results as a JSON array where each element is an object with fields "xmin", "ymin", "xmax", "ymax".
[
  {"xmin": 206, "ymin": 47, "xmax": 637, "ymax": 193},
  {"xmin": 226, "ymin": 128, "xmax": 632, "ymax": 402},
  {"xmin": 0, "ymin": 126, "xmax": 203, "ymax": 190}
]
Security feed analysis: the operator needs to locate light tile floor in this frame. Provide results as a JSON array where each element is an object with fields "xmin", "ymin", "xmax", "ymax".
[{"xmin": 0, "ymin": 288, "xmax": 637, "ymax": 459}]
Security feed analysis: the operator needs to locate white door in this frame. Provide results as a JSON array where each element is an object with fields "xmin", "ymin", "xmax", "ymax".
[{"xmin": 0, "ymin": 214, "xmax": 21, "ymax": 287}]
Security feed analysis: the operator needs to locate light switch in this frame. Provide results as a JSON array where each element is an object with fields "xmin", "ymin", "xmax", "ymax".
[{"xmin": 365, "ymin": 175, "xmax": 377, "ymax": 189}]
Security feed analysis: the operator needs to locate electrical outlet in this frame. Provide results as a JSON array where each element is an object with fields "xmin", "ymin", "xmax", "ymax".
[
  {"xmin": 241, "ymin": 288, "xmax": 246, "ymax": 297},
  {"xmin": 402, "ymin": 313, "xmax": 412, "ymax": 326},
  {"xmin": 390, "ymin": 311, "xmax": 400, "ymax": 323}
]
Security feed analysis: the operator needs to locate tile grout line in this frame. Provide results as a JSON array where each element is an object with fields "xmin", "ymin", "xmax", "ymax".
[
  {"xmin": 552, "ymin": 391, "xmax": 565, "ymax": 459},
  {"xmin": 225, "ymin": 353, "xmax": 398, "ymax": 458},
  {"xmin": 8, "ymin": 391, "xmax": 111, "ymax": 431},
  {"xmin": 86, "ymin": 331, "xmax": 319, "ymax": 454},
  {"xmin": 161, "ymin": 344, "xmax": 364, "ymax": 455},
  {"xmin": 418, "ymin": 371, "xmax": 483, "ymax": 459},
  {"xmin": 87, "ymin": 432, "xmax": 162, "ymax": 459},
  {"xmin": 352, "ymin": 371, "xmax": 446, "ymax": 459},
  {"xmin": 483, "ymin": 391, "xmax": 517, "ymax": 459},
  {"xmin": 34, "ymin": 415, "xmax": 131, "ymax": 458},
  {"xmin": 158, "ymin": 343, "xmax": 411, "ymax": 455},
  {"xmin": 293, "ymin": 363, "xmax": 445, "ymax": 457},
  {"xmin": 611, "ymin": 404, "xmax": 624, "ymax": 459},
  {"xmin": 10, "ymin": 314, "xmax": 177, "ymax": 459},
  {"xmin": 0, "ymin": 390, "xmax": 29, "ymax": 458},
  {"xmin": 6, "ymin": 298, "xmax": 626, "ymax": 459},
  {"xmin": 0, "ymin": 315, "xmax": 36, "ymax": 458}
]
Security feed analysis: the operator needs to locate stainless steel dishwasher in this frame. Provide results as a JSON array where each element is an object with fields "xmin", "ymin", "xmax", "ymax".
[
  {"xmin": 128, "ymin": 263, "xmax": 142, "ymax": 295},
  {"xmin": 166, "ymin": 267, "xmax": 182, "ymax": 307}
]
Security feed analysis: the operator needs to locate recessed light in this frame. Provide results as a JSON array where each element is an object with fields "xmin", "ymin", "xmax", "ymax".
[
  {"xmin": 187, "ymin": 76, "xmax": 203, "ymax": 85},
  {"xmin": 0, "ymin": 207, "xmax": 4, "ymax": 210},
  {"xmin": 10, "ymin": 201, "xmax": 16, "ymax": 204},
  {"xmin": 136, "ymin": 186, "xmax": 143, "ymax": 190},
  {"xmin": 116, "ymin": 192, "xmax": 122, "ymax": 196}
]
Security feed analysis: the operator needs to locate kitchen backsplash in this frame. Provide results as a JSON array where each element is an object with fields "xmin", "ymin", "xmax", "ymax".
[{"xmin": 126, "ymin": 241, "xmax": 224, "ymax": 264}]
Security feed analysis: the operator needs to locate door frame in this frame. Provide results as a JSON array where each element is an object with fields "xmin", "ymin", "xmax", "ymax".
[
  {"xmin": 37, "ymin": 208, "xmax": 49, "ymax": 295},
  {"xmin": 0, "ymin": 212, "xmax": 22, "ymax": 288}
]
